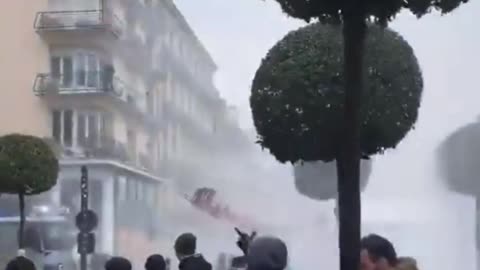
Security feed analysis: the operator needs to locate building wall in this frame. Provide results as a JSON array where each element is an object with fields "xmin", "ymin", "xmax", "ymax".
[
  {"xmin": 0, "ymin": 0, "xmax": 252, "ymax": 262},
  {"xmin": 0, "ymin": 0, "xmax": 51, "ymax": 136}
]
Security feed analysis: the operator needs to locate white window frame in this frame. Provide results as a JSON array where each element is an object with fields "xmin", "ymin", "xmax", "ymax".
[
  {"xmin": 117, "ymin": 176, "xmax": 127, "ymax": 202},
  {"xmin": 51, "ymin": 49, "xmax": 102, "ymax": 90},
  {"xmin": 53, "ymin": 109, "xmax": 106, "ymax": 150}
]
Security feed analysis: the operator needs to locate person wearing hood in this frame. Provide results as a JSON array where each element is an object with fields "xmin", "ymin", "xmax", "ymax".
[
  {"xmin": 174, "ymin": 233, "xmax": 212, "ymax": 270},
  {"xmin": 246, "ymin": 237, "xmax": 288, "ymax": 270},
  {"xmin": 5, "ymin": 256, "xmax": 36, "ymax": 270}
]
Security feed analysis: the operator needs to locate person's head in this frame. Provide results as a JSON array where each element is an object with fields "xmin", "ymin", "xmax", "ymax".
[
  {"xmin": 105, "ymin": 257, "xmax": 132, "ymax": 270},
  {"xmin": 396, "ymin": 257, "xmax": 418, "ymax": 270},
  {"xmin": 145, "ymin": 255, "xmax": 166, "ymax": 270},
  {"xmin": 246, "ymin": 236, "xmax": 288, "ymax": 270},
  {"xmin": 360, "ymin": 234, "xmax": 397, "ymax": 270},
  {"xmin": 5, "ymin": 256, "xmax": 36, "ymax": 270},
  {"xmin": 174, "ymin": 233, "xmax": 197, "ymax": 259}
]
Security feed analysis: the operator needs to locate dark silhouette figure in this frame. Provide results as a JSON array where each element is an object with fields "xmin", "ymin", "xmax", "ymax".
[
  {"xmin": 105, "ymin": 257, "xmax": 132, "ymax": 270},
  {"xmin": 145, "ymin": 255, "xmax": 166, "ymax": 270},
  {"xmin": 5, "ymin": 257, "xmax": 36, "ymax": 270},
  {"xmin": 102, "ymin": 65, "xmax": 115, "ymax": 92},
  {"xmin": 174, "ymin": 233, "xmax": 212, "ymax": 270},
  {"xmin": 246, "ymin": 237, "xmax": 288, "ymax": 270}
]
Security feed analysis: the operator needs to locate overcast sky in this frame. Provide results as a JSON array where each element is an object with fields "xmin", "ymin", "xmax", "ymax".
[
  {"xmin": 175, "ymin": 0, "xmax": 480, "ymax": 195},
  {"xmin": 174, "ymin": 0, "xmax": 480, "ymax": 234},
  {"xmin": 173, "ymin": 1, "xmax": 480, "ymax": 265}
]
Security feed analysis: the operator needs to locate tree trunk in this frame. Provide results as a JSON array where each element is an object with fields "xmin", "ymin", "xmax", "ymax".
[
  {"xmin": 18, "ymin": 191, "xmax": 26, "ymax": 250},
  {"xmin": 336, "ymin": 10, "xmax": 367, "ymax": 270}
]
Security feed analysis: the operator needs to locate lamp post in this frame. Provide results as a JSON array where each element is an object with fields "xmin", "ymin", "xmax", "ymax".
[{"xmin": 76, "ymin": 166, "xmax": 98, "ymax": 270}]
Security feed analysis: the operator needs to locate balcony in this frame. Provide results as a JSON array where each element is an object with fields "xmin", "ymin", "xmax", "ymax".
[
  {"xmin": 56, "ymin": 136, "xmax": 128, "ymax": 162},
  {"xmin": 33, "ymin": 72, "xmax": 149, "ymax": 124},
  {"xmin": 34, "ymin": 9, "xmax": 124, "ymax": 40},
  {"xmin": 55, "ymin": 136, "xmax": 156, "ymax": 174},
  {"xmin": 162, "ymin": 102, "xmax": 213, "ymax": 147},
  {"xmin": 158, "ymin": 47, "xmax": 218, "ymax": 105}
]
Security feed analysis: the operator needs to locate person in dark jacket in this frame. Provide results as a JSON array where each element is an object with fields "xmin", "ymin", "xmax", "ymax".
[
  {"xmin": 145, "ymin": 254, "xmax": 166, "ymax": 270},
  {"xmin": 174, "ymin": 233, "xmax": 212, "ymax": 270},
  {"xmin": 105, "ymin": 257, "xmax": 132, "ymax": 270},
  {"xmin": 246, "ymin": 237, "xmax": 288, "ymax": 270},
  {"xmin": 5, "ymin": 256, "xmax": 36, "ymax": 270}
]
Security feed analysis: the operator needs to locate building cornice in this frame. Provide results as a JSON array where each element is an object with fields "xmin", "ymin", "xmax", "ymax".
[
  {"xmin": 163, "ymin": 0, "xmax": 217, "ymax": 71},
  {"xmin": 59, "ymin": 159, "xmax": 167, "ymax": 182}
]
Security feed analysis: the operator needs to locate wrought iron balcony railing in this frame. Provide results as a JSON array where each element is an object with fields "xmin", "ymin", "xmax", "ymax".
[
  {"xmin": 33, "ymin": 72, "xmax": 144, "ymax": 114},
  {"xmin": 34, "ymin": 9, "xmax": 124, "ymax": 38}
]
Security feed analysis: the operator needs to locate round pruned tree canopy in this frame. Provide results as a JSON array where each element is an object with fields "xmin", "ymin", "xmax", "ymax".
[
  {"xmin": 271, "ymin": 0, "xmax": 468, "ymax": 23},
  {"xmin": 437, "ymin": 121, "xmax": 480, "ymax": 197},
  {"xmin": 0, "ymin": 134, "xmax": 59, "ymax": 195},
  {"xmin": 250, "ymin": 23, "xmax": 423, "ymax": 163},
  {"xmin": 294, "ymin": 159, "xmax": 372, "ymax": 201}
]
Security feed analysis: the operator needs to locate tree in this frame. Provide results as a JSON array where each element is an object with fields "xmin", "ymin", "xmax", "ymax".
[
  {"xmin": 294, "ymin": 160, "xmax": 372, "ymax": 201},
  {"xmin": 0, "ymin": 134, "xmax": 59, "ymax": 251},
  {"xmin": 262, "ymin": 0, "xmax": 468, "ymax": 269},
  {"xmin": 437, "ymin": 120, "xmax": 480, "ymax": 250},
  {"xmin": 250, "ymin": 23, "xmax": 423, "ymax": 270},
  {"xmin": 437, "ymin": 121, "xmax": 480, "ymax": 196}
]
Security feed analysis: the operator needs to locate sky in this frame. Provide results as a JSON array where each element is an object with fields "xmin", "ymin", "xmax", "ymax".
[
  {"xmin": 174, "ymin": 0, "xmax": 304, "ymax": 129},
  {"xmin": 174, "ymin": 0, "xmax": 480, "ymax": 196},
  {"xmin": 173, "ymin": 1, "xmax": 480, "ymax": 266}
]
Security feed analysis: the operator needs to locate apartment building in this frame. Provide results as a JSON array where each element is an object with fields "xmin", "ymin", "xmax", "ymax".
[{"xmin": 0, "ymin": 0, "xmax": 247, "ymax": 266}]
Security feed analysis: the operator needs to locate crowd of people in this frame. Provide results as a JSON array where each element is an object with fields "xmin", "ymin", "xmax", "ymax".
[{"xmin": 3, "ymin": 231, "xmax": 418, "ymax": 270}]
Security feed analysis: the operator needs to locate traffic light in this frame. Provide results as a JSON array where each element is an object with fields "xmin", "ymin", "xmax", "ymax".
[
  {"xmin": 77, "ymin": 232, "xmax": 95, "ymax": 254},
  {"xmin": 75, "ymin": 210, "xmax": 98, "ymax": 232}
]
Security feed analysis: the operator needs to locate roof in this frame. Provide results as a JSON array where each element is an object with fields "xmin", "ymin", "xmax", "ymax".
[{"xmin": 164, "ymin": 1, "xmax": 217, "ymax": 71}]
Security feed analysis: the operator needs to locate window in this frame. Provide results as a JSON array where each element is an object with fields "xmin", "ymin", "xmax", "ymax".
[
  {"xmin": 134, "ymin": 23, "xmax": 146, "ymax": 44},
  {"xmin": 127, "ymin": 178, "xmax": 136, "ymax": 201},
  {"xmin": 170, "ymin": 124, "xmax": 176, "ymax": 156},
  {"xmin": 77, "ymin": 113, "xmax": 86, "ymax": 146},
  {"xmin": 117, "ymin": 176, "xmax": 127, "ymax": 202},
  {"xmin": 64, "ymin": 110, "xmax": 73, "ymax": 146},
  {"xmin": 127, "ymin": 129, "xmax": 137, "ymax": 162},
  {"xmin": 52, "ymin": 110, "xmax": 62, "ymax": 143},
  {"xmin": 50, "ymin": 50, "xmax": 101, "ymax": 89},
  {"xmin": 164, "ymin": 129, "xmax": 170, "ymax": 160},
  {"xmin": 158, "ymin": 132, "xmax": 165, "ymax": 162},
  {"xmin": 77, "ymin": 112, "xmax": 103, "ymax": 147},
  {"xmin": 147, "ymin": 90, "xmax": 155, "ymax": 115},
  {"xmin": 147, "ymin": 138, "xmax": 155, "ymax": 163},
  {"xmin": 51, "ymin": 56, "xmax": 73, "ymax": 87},
  {"xmin": 52, "ymin": 110, "xmax": 109, "ymax": 149},
  {"xmin": 136, "ymin": 181, "xmax": 143, "ymax": 201},
  {"xmin": 145, "ymin": 183, "xmax": 156, "ymax": 207}
]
